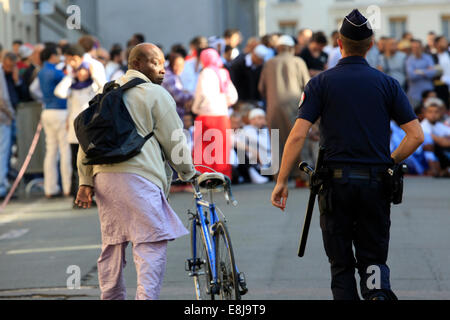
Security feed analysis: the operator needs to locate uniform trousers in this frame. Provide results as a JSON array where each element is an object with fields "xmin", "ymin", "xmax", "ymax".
[{"xmin": 319, "ymin": 172, "xmax": 396, "ymax": 300}]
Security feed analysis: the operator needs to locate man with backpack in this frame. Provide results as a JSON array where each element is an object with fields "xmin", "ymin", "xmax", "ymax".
[{"xmin": 75, "ymin": 43, "xmax": 197, "ymax": 300}]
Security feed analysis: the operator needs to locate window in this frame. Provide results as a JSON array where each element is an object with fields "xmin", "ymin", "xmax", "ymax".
[
  {"xmin": 443, "ymin": 16, "xmax": 450, "ymax": 40},
  {"xmin": 279, "ymin": 0, "xmax": 296, "ymax": 2},
  {"xmin": 279, "ymin": 21, "xmax": 297, "ymax": 37},
  {"xmin": 389, "ymin": 17, "xmax": 406, "ymax": 39}
]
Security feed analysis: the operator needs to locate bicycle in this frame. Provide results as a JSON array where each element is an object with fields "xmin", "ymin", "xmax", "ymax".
[{"xmin": 185, "ymin": 166, "xmax": 248, "ymax": 300}]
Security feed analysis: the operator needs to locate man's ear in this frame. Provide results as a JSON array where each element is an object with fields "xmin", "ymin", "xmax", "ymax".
[
  {"xmin": 337, "ymin": 38, "xmax": 344, "ymax": 56},
  {"xmin": 130, "ymin": 58, "xmax": 139, "ymax": 70},
  {"xmin": 337, "ymin": 38, "xmax": 343, "ymax": 50},
  {"xmin": 368, "ymin": 39, "xmax": 374, "ymax": 51}
]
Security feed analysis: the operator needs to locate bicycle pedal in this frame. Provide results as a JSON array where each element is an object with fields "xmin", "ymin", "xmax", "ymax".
[
  {"xmin": 238, "ymin": 273, "xmax": 248, "ymax": 296},
  {"xmin": 186, "ymin": 258, "xmax": 204, "ymax": 272}
]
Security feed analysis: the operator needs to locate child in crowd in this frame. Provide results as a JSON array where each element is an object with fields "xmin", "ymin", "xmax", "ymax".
[
  {"xmin": 420, "ymin": 97, "xmax": 450, "ymax": 177},
  {"xmin": 414, "ymin": 90, "xmax": 438, "ymax": 122},
  {"xmin": 230, "ymin": 112, "xmax": 247, "ymax": 184},
  {"xmin": 243, "ymin": 108, "xmax": 271, "ymax": 178},
  {"xmin": 231, "ymin": 109, "xmax": 271, "ymax": 185}
]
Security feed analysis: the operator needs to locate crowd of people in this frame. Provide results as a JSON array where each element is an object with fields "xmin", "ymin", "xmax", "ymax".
[{"xmin": 1, "ymin": 27, "xmax": 449, "ymax": 200}]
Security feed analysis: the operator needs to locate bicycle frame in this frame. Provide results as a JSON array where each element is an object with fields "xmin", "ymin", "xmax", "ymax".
[
  {"xmin": 191, "ymin": 188, "xmax": 220, "ymax": 284},
  {"xmin": 187, "ymin": 168, "xmax": 245, "ymax": 298}
]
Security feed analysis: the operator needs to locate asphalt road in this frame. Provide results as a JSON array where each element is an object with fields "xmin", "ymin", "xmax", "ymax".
[{"xmin": 0, "ymin": 177, "xmax": 449, "ymax": 300}]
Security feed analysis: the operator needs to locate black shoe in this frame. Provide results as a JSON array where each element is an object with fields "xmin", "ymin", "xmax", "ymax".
[{"xmin": 368, "ymin": 289, "xmax": 397, "ymax": 300}]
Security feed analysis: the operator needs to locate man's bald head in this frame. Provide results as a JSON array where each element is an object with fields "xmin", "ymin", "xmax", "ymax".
[
  {"xmin": 128, "ymin": 43, "xmax": 162, "ymax": 69},
  {"xmin": 128, "ymin": 43, "xmax": 166, "ymax": 85}
]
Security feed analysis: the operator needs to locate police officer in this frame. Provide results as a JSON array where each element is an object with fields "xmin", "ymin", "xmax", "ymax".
[{"xmin": 271, "ymin": 9, "xmax": 424, "ymax": 300}]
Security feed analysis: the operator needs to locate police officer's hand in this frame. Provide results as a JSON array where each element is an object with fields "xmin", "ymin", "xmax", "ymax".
[
  {"xmin": 271, "ymin": 183, "xmax": 289, "ymax": 212},
  {"xmin": 75, "ymin": 186, "xmax": 94, "ymax": 209}
]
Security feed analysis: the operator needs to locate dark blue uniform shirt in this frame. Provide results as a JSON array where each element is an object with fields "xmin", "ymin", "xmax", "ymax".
[{"xmin": 297, "ymin": 56, "xmax": 417, "ymax": 165}]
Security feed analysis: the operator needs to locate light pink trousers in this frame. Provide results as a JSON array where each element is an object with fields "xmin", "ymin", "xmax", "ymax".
[{"xmin": 97, "ymin": 240, "xmax": 168, "ymax": 300}]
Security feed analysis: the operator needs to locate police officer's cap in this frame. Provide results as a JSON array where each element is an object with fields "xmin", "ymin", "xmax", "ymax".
[{"xmin": 340, "ymin": 9, "xmax": 373, "ymax": 41}]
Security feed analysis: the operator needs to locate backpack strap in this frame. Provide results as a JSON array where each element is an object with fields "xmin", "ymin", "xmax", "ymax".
[
  {"xmin": 121, "ymin": 77, "xmax": 154, "ymax": 141},
  {"xmin": 120, "ymin": 77, "xmax": 147, "ymax": 91},
  {"xmin": 144, "ymin": 132, "xmax": 154, "ymax": 140}
]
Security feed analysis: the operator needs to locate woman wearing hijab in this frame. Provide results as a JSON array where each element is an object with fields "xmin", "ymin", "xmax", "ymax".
[{"xmin": 192, "ymin": 48, "xmax": 238, "ymax": 178}]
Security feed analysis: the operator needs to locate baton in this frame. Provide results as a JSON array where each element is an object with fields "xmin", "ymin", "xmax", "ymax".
[{"xmin": 297, "ymin": 147, "xmax": 325, "ymax": 257}]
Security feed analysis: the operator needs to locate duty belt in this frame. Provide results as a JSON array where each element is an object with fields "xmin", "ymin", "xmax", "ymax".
[{"xmin": 331, "ymin": 168, "xmax": 384, "ymax": 181}]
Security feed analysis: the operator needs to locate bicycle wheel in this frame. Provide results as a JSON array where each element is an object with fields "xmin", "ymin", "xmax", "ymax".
[
  {"xmin": 191, "ymin": 217, "xmax": 214, "ymax": 300},
  {"xmin": 214, "ymin": 221, "xmax": 241, "ymax": 300}
]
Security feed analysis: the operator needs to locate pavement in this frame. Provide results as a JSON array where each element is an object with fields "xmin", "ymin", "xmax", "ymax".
[{"xmin": 0, "ymin": 177, "xmax": 449, "ymax": 300}]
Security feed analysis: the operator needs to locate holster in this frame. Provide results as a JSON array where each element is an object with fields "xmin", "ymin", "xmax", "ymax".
[
  {"xmin": 314, "ymin": 168, "xmax": 333, "ymax": 214},
  {"xmin": 384, "ymin": 164, "xmax": 407, "ymax": 205}
]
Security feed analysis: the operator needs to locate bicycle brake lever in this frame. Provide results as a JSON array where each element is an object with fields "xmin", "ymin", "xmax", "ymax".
[
  {"xmin": 224, "ymin": 189, "xmax": 230, "ymax": 204},
  {"xmin": 224, "ymin": 181, "xmax": 238, "ymax": 207}
]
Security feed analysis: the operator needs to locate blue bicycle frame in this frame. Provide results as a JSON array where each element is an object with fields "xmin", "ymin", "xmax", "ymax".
[
  {"xmin": 192, "ymin": 190, "xmax": 219, "ymax": 281},
  {"xmin": 191, "ymin": 188, "xmax": 241, "ymax": 287}
]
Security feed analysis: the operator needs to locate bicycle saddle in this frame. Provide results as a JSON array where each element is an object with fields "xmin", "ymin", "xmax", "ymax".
[{"xmin": 198, "ymin": 172, "xmax": 226, "ymax": 190}]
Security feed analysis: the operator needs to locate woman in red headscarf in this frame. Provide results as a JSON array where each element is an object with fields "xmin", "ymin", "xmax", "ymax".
[{"xmin": 192, "ymin": 48, "xmax": 238, "ymax": 178}]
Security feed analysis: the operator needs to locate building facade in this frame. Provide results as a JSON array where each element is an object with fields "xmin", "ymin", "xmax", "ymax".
[
  {"xmin": 0, "ymin": 0, "xmax": 97, "ymax": 50},
  {"xmin": 2, "ymin": 0, "xmax": 450, "ymax": 52},
  {"xmin": 329, "ymin": 0, "xmax": 450, "ymax": 41},
  {"xmin": 263, "ymin": 0, "xmax": 334, "ymax": 37},
  {"xmin": 0, "ymin": 0, "xmax": 37, "ymax": 48},
  {"xmin": 263, "ymin": 0, "xmax": 450, "ymax": 41},
  {"xmin": 37, "ymin": 0, "xmax": 97, "ymax": 44},
  {"xmin": 96, "ymin": 0, "xmax": 259, "ymax": 52}
]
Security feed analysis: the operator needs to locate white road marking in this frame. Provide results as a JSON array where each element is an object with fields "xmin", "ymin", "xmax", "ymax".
[
  {"xmin": 0, "ymin": 200, "xmax": 46, "ymax": 226},
  {"xmin": 0, "ymin": 229, "xmax": 29, "ymax": 240},
  {"xmin": 6, "ymin": 244, "xmax": 102, "ymax": 255}
]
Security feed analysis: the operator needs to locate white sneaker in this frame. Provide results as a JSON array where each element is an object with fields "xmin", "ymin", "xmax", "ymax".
[{"xmin": 249, "ymin": 167, "xmax": 269, "ymax": 184}]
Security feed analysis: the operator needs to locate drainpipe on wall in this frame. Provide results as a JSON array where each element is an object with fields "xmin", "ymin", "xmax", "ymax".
[
  {"xmin": 33, "ymin": 0, "xmax": 40, "ymax": 43},
  {"xmin": 258, "ymin": 0, "xmax": 266, "ymax": 37}
]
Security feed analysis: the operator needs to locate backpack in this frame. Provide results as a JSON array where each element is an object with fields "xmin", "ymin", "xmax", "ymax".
[{"xmin": 74, "ymin": 78, "xmax": 154, "ymax": 165}]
